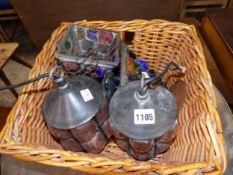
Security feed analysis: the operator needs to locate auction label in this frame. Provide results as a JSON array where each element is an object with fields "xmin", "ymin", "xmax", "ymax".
[
  {"xmin": 80, "ymin": 89, "xmax": 94, "ymax": 102},
  {"xmin": 134, "ymin": 109, "xmax": 155, "ymax": 124}
]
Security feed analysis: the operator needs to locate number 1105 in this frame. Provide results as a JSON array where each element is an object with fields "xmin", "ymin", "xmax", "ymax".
[{"xmin": 136, "ymin": 113, "xmax": 153, "ymax": 121}]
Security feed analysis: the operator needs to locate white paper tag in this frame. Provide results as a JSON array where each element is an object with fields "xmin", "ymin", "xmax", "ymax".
[
  {"xmin": 134, "ymin": 109, "xmax": 155, "ymax": 124},
  {"xmin": 80, "ymin": 89, "xmax": 94, "ymax": 102}
]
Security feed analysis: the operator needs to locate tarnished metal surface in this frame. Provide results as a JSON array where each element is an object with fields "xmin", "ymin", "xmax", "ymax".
[
  {"xmin": 43, "ymin": 75, "xmax": 104, "ymax": 129},
  {"xmin": 109, "ymin": 79, "xmax": 177, "ymax": 140}
]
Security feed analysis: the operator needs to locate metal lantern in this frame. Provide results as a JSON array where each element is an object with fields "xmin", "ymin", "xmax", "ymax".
[
  {"xmin": 109, "ymin": 62, "xmax": 186, "ymax": 160},
  {"xmin": 42, "ymin": 66, "xmax": 111, "ymax": 153}
]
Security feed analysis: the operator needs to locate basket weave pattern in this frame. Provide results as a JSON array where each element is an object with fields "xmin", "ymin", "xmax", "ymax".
[{"xmin": 0, "ymin": 20, "xmax": 226, "ymax": 174}]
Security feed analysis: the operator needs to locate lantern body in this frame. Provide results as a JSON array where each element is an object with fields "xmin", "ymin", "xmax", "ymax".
[
  {"xmin": 43, "ymin": 75, "xmax": 111, "ymax": 153},
  {"xmin": 109, "ymin": 120, "xmax": 178, "ymax": 160},
  {"xmin": 109, "ymin": 79, "xmax": 185, "ymax": 160}
]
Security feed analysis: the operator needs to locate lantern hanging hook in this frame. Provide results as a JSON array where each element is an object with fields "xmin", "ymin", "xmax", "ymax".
[
  {"xmin": 138, "ymin": 74, "xmax": 148, "ymax": 96},
  {"xmin": 49, "ymin": 66, "xmax": 65, "ymax": 84},
  {"xmin": 0, "ymin": 66, "xmax": 65, "ymax": 91}
]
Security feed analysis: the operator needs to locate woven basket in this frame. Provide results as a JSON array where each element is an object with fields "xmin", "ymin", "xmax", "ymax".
[{"xmin": 0, "ymin": 20, "xmax": 227, "ymax": 174}]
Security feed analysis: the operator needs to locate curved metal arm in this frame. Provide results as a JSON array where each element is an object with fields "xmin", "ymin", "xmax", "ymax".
[
  {"xmin": 0, "ymin": 66, "xmax": 64, "ymax": 91},
  {"xmin": 138, "ymin": 62, "xmax": 186, "ymax": 95}
]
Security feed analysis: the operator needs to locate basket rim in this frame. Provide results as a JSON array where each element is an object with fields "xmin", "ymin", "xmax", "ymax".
[{"xmin": 0, "ymin": 19, "xmax": 226, "ymax": 174}]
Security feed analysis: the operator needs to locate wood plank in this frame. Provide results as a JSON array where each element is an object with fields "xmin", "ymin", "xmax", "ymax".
[
  {"xmin": 11, "ymin": 56, "xmax": 33, "ymax": 69},
  {"xmin": 11, "ymin": 0, "xmax": 183, "ymax": 49},
  {"xmin": 202, "ymin": 10, "xmax": 233, "ymax": 91},
  {"xmin": 0, "ymin": 70, "xmax": 18, "ymax": 98},
  {"xmin": 185, "ymin": 0, "xmax": 224, "ymax": 6},
  {"xmin": 229, "ymin": 0, "xmax": 233, "ymax": 7},
  {"xmin": 205, "ymin": 9, "xmax": 233, "ymax": 55},
  {"xmin": 0, "ymin": 43, "xmax": 18, "ymax": 69},
  {"xmin": 0, "ymin": 16, "xmax": 18, "ymax": 21},
  {"xmin": 0, "ymin": 9, "xmax": 16, "ymax": 15},
  {"xmin": 0, "ymin": 26, "xmax": 9, "ymax": 42},
  {"xmin": 184, "ymin": 8, "xmax": 210, "ymax": 12}
]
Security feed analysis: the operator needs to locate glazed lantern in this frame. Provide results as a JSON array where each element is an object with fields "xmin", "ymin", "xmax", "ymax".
[
  {"xmin": 42, "ymin": 66, "xmax": 111, "ymax": 153},
  {"xmin": 109, "ymin": 62, "xmax": 186, "ymax": 160},
  {"xmin": 56, "ymin": 25, "xmax": 121, "ymax": 72}
]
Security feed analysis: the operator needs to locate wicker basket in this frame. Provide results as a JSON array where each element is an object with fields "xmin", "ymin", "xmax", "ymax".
[{"xmin": 0, "ymin": 20, "xmax": 227, "ymax": 174}]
